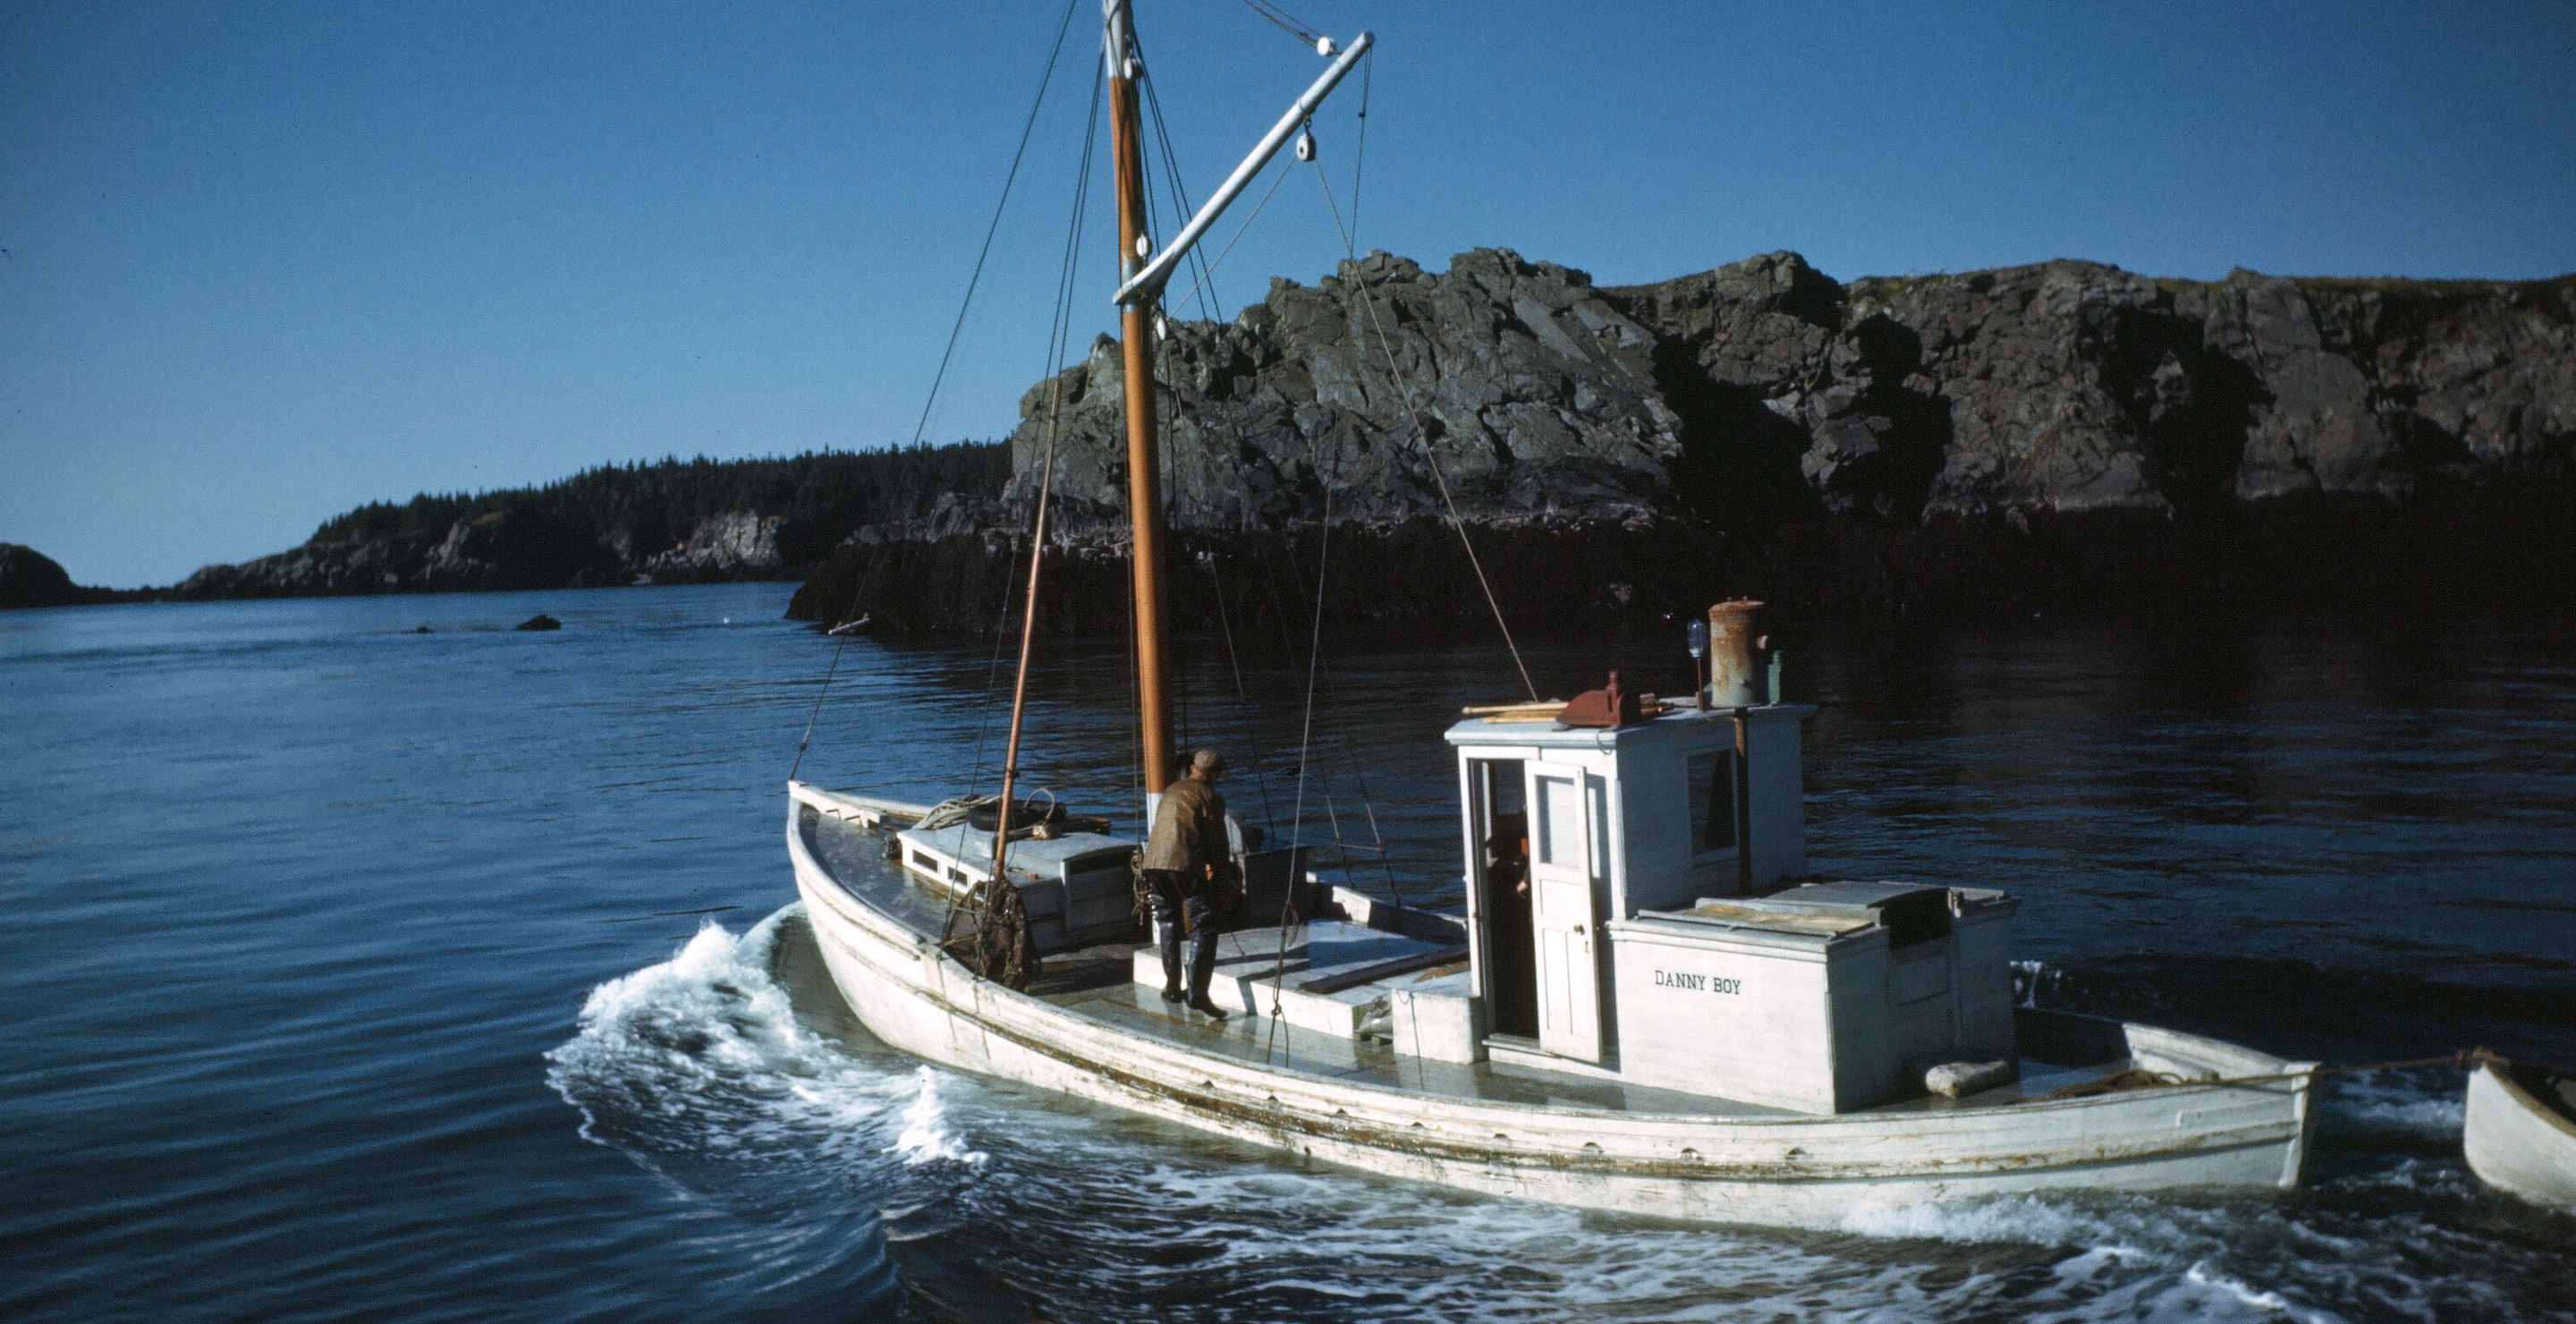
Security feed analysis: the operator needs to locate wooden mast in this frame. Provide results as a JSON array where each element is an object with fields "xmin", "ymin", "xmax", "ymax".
[{"xmin": 1104, "ymin": 0, "xmax": 1174, "ymax": 796}]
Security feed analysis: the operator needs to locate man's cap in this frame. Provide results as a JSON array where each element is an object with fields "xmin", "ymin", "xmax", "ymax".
[{"xmin": 1191, "ymin": 749, "xmax": 1225, "ymax": 774}]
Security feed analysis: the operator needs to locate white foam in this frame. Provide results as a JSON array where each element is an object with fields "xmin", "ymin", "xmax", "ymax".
[
  {"xmin": 545, "ymin": 907, "xmax": 2546, "ymax": 1323},
  {"xmin": 2012, "ymin": 958, "xmax": 2063, "ymax": 1007},
  {"xmin": 889, "ymin": 1065, "xmax": 987, "ymax": 1167},
  {"xmin": 546, "ymin": 904, "xmax": 979, "ymax": 1178},
  {"xmin": 2316, "ymin": 1070, "xmax": 2464, "ymax": 1144},
  {"xmin": 1843, "ymin": 1190, "xmax": 2130, "ymax": 1248},
  {"xmin": 1833, "ymin": 1189, "xmax": 2436, "ymax": 1321}
]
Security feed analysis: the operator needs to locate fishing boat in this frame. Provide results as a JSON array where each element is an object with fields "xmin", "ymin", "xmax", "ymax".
[
  {"xmin": 2465, "ymin": 1052, "xmax": 2576, "ymax": 1207},
  {"xmin": 784, "ymin": 0, "xmax": 2318, "ymax": 1228}
]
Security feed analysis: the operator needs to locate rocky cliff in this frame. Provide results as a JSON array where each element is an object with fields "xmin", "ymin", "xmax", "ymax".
[{"xmin": 791, "ymin": 248, "xmax": 2575, "ymax": 634}]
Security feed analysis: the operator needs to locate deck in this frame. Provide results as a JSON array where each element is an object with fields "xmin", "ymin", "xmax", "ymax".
[{"xmin": 801, "ymin": 808, "xmax": 2117, "ymax": 1120}]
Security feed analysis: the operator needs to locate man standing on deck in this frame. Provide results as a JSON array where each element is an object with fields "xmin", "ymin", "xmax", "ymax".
[{"xmin": 1144, "ymin": 749, "xmax": 1233, "ymax": 1020}]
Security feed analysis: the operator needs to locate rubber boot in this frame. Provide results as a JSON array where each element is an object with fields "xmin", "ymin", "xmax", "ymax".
[
  {"xmin": 1184, "ymin": 916, "xmax": 1227, "ymax": 1021},
  {"xmin": 1153, "ymin": 915, "xmax": 1184, "ymax": 1003}
]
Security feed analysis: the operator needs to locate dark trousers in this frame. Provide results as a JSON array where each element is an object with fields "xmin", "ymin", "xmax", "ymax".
[{"xmin": 1144, "ymin": 869, "xmax": 1218, "ymax": 997}]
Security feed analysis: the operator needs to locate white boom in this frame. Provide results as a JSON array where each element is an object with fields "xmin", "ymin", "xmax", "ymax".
[{"xmin": 1110, "ymin": 30, "xmax": 1374, "ymax": 307}]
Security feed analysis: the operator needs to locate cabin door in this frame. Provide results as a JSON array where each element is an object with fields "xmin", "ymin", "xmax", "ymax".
[{"xmin": 1524, "ymin": 760, "xmax": 1604, "ymax": 1062}]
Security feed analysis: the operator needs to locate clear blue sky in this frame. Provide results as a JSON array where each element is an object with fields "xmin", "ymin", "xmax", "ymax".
[{"xmin": 6, "ymin": 0, "xmax": 2572, "ymax": 587}]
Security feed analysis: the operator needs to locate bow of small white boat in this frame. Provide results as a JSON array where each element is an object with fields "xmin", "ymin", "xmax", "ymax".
[{"xmin": 2466, "ymin": 1055, "xmax": 2576, "ymax": 1207}]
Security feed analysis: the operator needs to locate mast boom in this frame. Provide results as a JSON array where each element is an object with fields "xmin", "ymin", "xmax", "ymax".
[{"xmin": 1111, "ymin": 31, "xmax": 1373, "ymax": 307}]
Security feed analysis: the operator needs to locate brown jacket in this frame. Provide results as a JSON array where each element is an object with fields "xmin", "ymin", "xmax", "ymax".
[{"xmin": 1142, "ymin": 775, "xmax": 1228, "ymax": 875}]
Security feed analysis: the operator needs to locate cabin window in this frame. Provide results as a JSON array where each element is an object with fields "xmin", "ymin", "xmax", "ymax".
[
  {"xmin": 1688, "ymin": 751, "xmax": 1738, "ymax": 853},
  {"xmin": 1533, "ymin": 771, "xmax": 1583, "ymax": 869},
  {"xmin": 910, "ymin": 850, "xmax": 936, "ymax": 870}
]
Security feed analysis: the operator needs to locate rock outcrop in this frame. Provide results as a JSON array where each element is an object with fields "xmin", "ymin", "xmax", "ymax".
[
  {"xmin": 1008, "ymin": 250, "xmax": 1682, "ymax": 531},
  {"xmin": 177, "ymin": 507, "xmax": 794, "ymax": 598},
  {"xmin": 0, "ymin": 544, "xmax": 123, "ymax": 608},
  {"xmin": 172, "ymin": 443, "xmax": 1008, "ymax": 599},
  {"xmin": 1604, "ymin": 254, "xmax": 2576, "ymax": 522},
  {"xmin": 794, "ymin": 249, "xmax": 2576, "ymax": 633}
]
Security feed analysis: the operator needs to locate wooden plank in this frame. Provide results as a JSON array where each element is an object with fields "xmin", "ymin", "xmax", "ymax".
[{"xmin": 1297, "ymin": 944, "xmax": 1470, "ymax": 995}]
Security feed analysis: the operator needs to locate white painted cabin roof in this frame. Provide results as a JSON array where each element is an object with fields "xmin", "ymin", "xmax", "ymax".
[{"xmin": 1443, "ymin": 702, "xmax": 1818, "ymax": 751}]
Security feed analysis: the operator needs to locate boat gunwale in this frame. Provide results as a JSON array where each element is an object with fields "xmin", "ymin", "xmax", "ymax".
[
  {"xmin": 2482, "ymin": 1060, "xmax": 2576, "ymax": 1141},
  {"xmin": 789, "ymin": 784, "xmax": 2317, "ymax": 1180}
]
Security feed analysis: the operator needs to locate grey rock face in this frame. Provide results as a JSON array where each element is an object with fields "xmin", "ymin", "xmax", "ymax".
[
  {"xmin": 993, "ymin": 247, "xmax": 2571, "ymax": 539},
  {"xmin": 1004, "ymin": 249, "xmax": 1682, "ymax": 531},
  {"xmin": 1617, "ymin": 257, "xmax": 2575, "ymax": 522},
  {"xmin": 174, "ymin": 507, "xmax": 792, "ymax": 598},
  {"xmin": 2195, "ymin": 270, "xmax": 2576, "ymax": 499},
  {"xmin": 801, "ymin": 247, "xmax": 2572, "ymax": 632},
  {"xmin": 636, "ymin": 512, "xmax": 784, "ymax": 580}
]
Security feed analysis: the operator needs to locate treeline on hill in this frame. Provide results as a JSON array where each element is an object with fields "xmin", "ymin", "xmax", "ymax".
[{"xmin": 310, "ymin": 443, "xmax": 1009, "ymax": 568}]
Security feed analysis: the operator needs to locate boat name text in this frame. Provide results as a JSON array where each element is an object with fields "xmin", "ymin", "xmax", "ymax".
[{"xmin": 1653, "ymin": 970, "xmax": 1741, "ymax": 995}]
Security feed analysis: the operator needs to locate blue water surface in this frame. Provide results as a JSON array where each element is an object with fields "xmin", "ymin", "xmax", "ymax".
[{"xmin": 4, "ymin": 584, "xmax": 2571, "ymax": 1322}]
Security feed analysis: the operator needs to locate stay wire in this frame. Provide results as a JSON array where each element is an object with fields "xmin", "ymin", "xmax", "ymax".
[
  {"xmin": 906, "ymin": 0, "xmax": 1085, "ymax": 452},
  {"xmin": 1202, "ymin": 551, "xmax": 1247, "ymax": 699},
  {"xmin": 1166, "ymin": 162, "xmax": 1291, "ymax": 319},
  {"xmin": 792, "ymin": 0, "xmax": 1081, "ymax": 782},
  {"xmin": 1350, "ymin": 47, "xmax": 1370, "ymax": 249},
  {"xmin": 1133, "ymin": 61, "xmax": 1202, "ymax": 306},
  {"xmin": 1266, "ymin": 464, "xmax": 1335, "ymax": 1057},
  {"xmin": 1139, "ymin": 55, "xmax": 1279, "ymax": 828},
  {"xmin": 964, "ymin": 59, "xmax": 1105, "ymax": 803},
  {"xmin": 1342, "ymin": 732, "xmax": 1404, "ymax": 904},
  {"xmin": 940, "ymin": 62, "xmax": 1103, "ymax": 945},
  {"xmin": 1135, "ymin": 46, "xmax": 1288, "ymax": 832},
  {"xmin": 1309, "ymin": 157, "xmax": 1538, "ymax": 700},
  {"xmin": 1137, "ymin": 42, "xmax": 1268, "ymax": 329},
  {"xmin": 1239, "ymin": 0, "xmax": 1324, "ymax": 48}
]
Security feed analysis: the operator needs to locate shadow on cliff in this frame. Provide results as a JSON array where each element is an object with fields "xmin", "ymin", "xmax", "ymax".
[{"xmin": 2106, "ymin": 307, "xmax": 2268, "ymax": 518}]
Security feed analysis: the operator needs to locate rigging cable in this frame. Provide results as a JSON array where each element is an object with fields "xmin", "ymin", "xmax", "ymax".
[
  {"xmin": 905, "ymin": 0, "xmax": 1085, "ymax": 452},
  {"xmin": 791, "ymin": 0, "xmax": 1084, "ymax": 781},
  {"xmin": 962, "ymin": 56, "xmax": 1106, "ymax": 802},
  {"xmin": 1140, "ymin": 37, "xmax": 1403, "ymax": 1016},
  {"xmin": 1265, "ymin": 460, "xmax": 1336, "ymax": 1057},
  {"xmin": 1239, "ymin": 0, "xmax": 1326, "ymax": 49},
  {"xmin": 1131, "ymin": 53, "xmax": 1299, "ymax": 844},
  {"xmin": 1349, "ymin": 47, "xmax": 1370, "ymax": 253},
  {"xmin": 1164, "ymin": 162, "xmax": 1292, "ymax": 319},
  {"xmin": 1130, "ymin": 61, "xmax": 1198, "ymax": 774},
  {"xmin": 1133, "ymin": 58, "xmax": 1216, "ymax": 320},
  {"xmin": 1201, "ymin": 550, "xmax": 1247, "ymax": 699},
  {"xmin": 1133, "ymin": 55, "xmax": 1274, "ymax": 836},
  {"xmin": 1309, "ymin": 157, "xmax": 1539, "ymax": 700},
  {"xmin": 939, "ymin": 57, "xmax": 1106, "ymax": 946}
]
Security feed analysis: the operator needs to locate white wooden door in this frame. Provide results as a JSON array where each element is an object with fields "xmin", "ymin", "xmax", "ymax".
[{"xmin": 1524, "ymin": 760, "xmax": 1603, "ymax": 1062}]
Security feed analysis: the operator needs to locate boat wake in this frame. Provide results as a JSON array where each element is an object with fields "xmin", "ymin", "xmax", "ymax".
[
  {"xmin": 545, "ymin": 905, "xmax": 993, "ymax": 1314},
  {"xmin": 547, "ymin": 911, "xmax": 2571, "ymax": 1323}
]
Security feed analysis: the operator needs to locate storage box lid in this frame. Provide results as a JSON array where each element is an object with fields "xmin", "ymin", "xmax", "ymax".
[
  {"xmin": 895, "ymin": 824, "xmax": 1136, "ymax": 878},
  {"xmin": 1732, "ymin": 880, "xmax": 1945, "ymax": 918},
  {"xmin": 1726, "ymin": 881, "xmax": 1955, "ymax": 946}
]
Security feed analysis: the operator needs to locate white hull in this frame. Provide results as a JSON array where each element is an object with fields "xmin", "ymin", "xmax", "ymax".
[
  {"xmin": 787, "ymin": 784, "xmax": 2316, "ymax": 1229},
  {"xmin": 2465, "ymin": 1059, "xmax": 2576, "ymax": 1207}
]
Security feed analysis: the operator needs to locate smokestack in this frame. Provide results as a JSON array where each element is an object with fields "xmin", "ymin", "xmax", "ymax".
[{"xmin": 1707, "ymin": 599, "xmax": 1763, "ymax": 707}]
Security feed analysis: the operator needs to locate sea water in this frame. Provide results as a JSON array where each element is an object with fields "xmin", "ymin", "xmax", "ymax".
[{"xmin": 4, "ymin": 583, "xmax": 2571, "ymax": 1321}]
